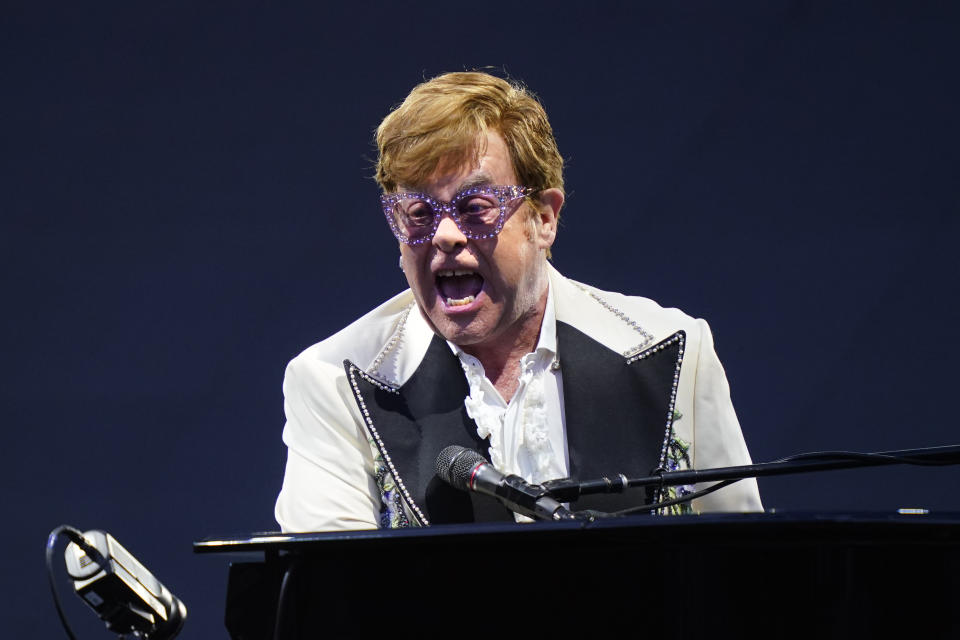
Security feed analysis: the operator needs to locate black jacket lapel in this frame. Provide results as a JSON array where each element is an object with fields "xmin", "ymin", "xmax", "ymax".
[
  {"xmin": 558, "ymin": 322, "xmax": 685, "ymax": 513},
  {"xmin": 345, "ymin": 334, "xmax": 514, "ymax": 525}
]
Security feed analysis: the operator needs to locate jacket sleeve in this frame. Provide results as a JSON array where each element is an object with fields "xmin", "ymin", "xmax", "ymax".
[
  {"xmin": 274, "ymin": 355, "xmax": 381, "ymax": 532},
  {"xmin": 690, "ymin": 318, "xmax": 764, "ymax": 513}
]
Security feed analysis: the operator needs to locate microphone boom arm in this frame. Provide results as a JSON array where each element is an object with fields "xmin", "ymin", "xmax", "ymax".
[{"xmin": 542, "ymin": 444, "xmax": 960, "ymax": 502}]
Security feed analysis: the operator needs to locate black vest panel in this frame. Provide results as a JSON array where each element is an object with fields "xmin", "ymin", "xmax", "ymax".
[
  {"xmin": 346, "ymin": 335, "xmax": 514, "ymax": 525},
  {"xmin": 557, "ymin": 322, "xmax": 683, "ymax": 513}
]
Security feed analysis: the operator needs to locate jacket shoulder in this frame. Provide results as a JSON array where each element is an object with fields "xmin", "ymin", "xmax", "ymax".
[
  {"xmin": 550, "ymin": 267, "xmax": 705, "ymax": 354},
  {"xmin": 574, "ymin": 279, "xmax": 700, "ymax": 330},
  {"xmin": 289, "ymin": 289, "xmax": 416, "ymax": 375}
]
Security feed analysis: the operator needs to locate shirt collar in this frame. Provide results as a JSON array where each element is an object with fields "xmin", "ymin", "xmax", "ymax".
[{"xmin": 535, "ymin": 281, "xmax": 558, "ymax": 357}]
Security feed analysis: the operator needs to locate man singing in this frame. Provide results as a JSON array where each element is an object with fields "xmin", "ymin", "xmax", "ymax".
[{"xmin": 275, "ymin": 71, "xmax": 762, "ymax": 532}]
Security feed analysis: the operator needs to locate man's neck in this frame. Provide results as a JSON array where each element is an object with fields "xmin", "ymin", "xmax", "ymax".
[{"xmin": 460, "ymin": 287, "xmax": 549, "ymax": 403}]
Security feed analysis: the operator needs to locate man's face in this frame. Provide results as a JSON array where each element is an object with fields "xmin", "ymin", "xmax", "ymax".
[{"xmin": 398, "ymin": 131, "xmax": 558, "ymax": 350}]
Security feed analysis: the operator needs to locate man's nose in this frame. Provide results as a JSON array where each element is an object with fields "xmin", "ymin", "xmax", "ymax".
[{"xmin": 432, "ymin": 213, "xmax": 467, "ymax": 252}]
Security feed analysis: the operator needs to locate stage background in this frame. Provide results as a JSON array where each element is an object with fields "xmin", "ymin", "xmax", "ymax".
[{"xmin": 3, "ymin": 2, "xmax": 957, "ymax": 637}]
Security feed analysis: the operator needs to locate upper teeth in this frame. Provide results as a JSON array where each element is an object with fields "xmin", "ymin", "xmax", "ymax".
[{"xmin": 437, "ymin": 269, "xmax": 475, "ymax": 277}]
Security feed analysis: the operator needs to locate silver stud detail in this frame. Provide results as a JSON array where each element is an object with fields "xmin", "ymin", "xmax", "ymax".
[
  {"xmin": 368, "ymin": 303, "xmax": 413, "ymax": 385},
  {"xmin": 574, "ymin": 284, "xmax": 654, "ymax": 352},
  {"xmin": 346, "ymin": 363, "xmax": 428, "ymax": 526}
]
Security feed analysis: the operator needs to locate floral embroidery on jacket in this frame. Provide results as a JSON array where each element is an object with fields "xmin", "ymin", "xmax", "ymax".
[
  {"xmin": 659, "ymin": 411, "xmax": 694, "ymax": 515},
  {"xmin": 372, "ymin": 440, "xmax": 412, "ymax": 528}
]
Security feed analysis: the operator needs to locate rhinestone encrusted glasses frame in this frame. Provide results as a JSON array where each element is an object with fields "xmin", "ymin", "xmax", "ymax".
[{"xmin": 381, "ymin": 185, "xmax": 535, "ymax": 245}]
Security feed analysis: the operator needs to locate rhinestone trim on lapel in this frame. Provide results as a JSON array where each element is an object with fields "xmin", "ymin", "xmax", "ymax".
[
  {"xmin": 574, "ymin": 283, "xmax": 685, "ymax": 477},
  {"xmin": 573, "ymin": 283, "xmax": 655, "ymax": 355},
  {"xmin": 621, "ymin": 331, "xmax": 686, "ymax": 510},
  {"xmin": 345, "ymin": 362, "xmax": 429, "ymax": 526},
  {"xmin": 624, "ymin": 331, "xmax": 686, "ymax": 468},
  {"xmin": 367, "ymin": 303, "xmax": 414, "ymax": 386}
]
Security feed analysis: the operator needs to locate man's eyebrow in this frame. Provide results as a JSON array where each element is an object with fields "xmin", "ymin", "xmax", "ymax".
[{"xmin": 455, "ymin": 172, "xmax": 495, "ymax": 193}]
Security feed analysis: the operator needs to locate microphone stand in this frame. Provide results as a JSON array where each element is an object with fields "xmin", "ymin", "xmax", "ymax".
[{"xmin": 541, "ymin": 444, "xmax": 960, "ymax": 504}]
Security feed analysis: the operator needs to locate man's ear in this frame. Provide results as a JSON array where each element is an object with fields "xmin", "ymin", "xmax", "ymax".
[{"xmin": 534, "ymin": 188, "xmax": 564, "ymax": 249}]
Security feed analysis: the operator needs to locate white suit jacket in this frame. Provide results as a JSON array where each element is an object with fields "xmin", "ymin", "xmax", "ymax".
[{"xmin": 276, "ymin": 265, "xmax": 762, "ymax": 532}]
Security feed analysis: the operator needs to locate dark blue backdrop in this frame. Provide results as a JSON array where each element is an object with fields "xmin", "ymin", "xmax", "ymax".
[{"xmin": 4, "ymin": 2, "xmax": 958, "ymax": 637}]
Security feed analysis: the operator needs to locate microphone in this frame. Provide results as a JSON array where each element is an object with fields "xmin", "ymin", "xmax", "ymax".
[
  {"xmin": 63, "ymin": 529, "xmax": 187, "ymax": 639},
  {"xmin": 435, "ymin": 445, "xmax": 576, "ymax": 521}
]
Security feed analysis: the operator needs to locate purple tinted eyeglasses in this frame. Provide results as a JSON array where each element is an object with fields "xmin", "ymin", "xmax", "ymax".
[{"xmin": 381, "ymin": 184, "xmax": 534, "ymax": 245}]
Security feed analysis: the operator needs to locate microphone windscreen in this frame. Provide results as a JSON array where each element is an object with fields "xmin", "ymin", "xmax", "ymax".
[{"xmin": 435, "ymin": 445, "xmax": 487, "ymax": 490}]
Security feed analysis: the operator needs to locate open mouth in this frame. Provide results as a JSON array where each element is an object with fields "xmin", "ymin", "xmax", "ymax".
[{"xmin": 436, "ymin": 269, "xmax": 484, "ymax": 307}]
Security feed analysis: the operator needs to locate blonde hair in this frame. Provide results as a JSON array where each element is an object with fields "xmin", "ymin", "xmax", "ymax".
[{"xmin": 375, "ymin": 72, "xmax": 564, "ymax": 202}]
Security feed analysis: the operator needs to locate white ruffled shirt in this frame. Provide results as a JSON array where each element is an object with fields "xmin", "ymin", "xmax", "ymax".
[{"xmin": 448, "ymin": 285, "xmax": 570, "ymax": 520}]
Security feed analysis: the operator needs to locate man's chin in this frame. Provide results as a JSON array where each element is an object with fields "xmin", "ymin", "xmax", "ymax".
[
  {"xmin": 433, "ymin": 321, "xmax": 486, "ymax": 347},
  {"xmin": 425, "ymin": 310, "xmax": 490, "ymax": 348}
]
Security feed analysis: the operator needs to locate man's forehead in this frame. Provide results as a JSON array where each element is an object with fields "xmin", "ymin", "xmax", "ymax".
[{"xmin": 403, "ymin": 169, "xmax": 496, "ymax": 197}]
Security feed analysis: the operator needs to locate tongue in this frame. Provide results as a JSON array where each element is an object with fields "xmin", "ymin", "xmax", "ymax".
[{"xmin": 438, "ymin": 274, "xmax": 483, "ymax": 300}]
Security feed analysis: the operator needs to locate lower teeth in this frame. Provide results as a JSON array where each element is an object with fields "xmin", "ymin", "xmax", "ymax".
[{"xmin": 446, "ymin": 295, "xmax": 475, "ymax": 306}]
